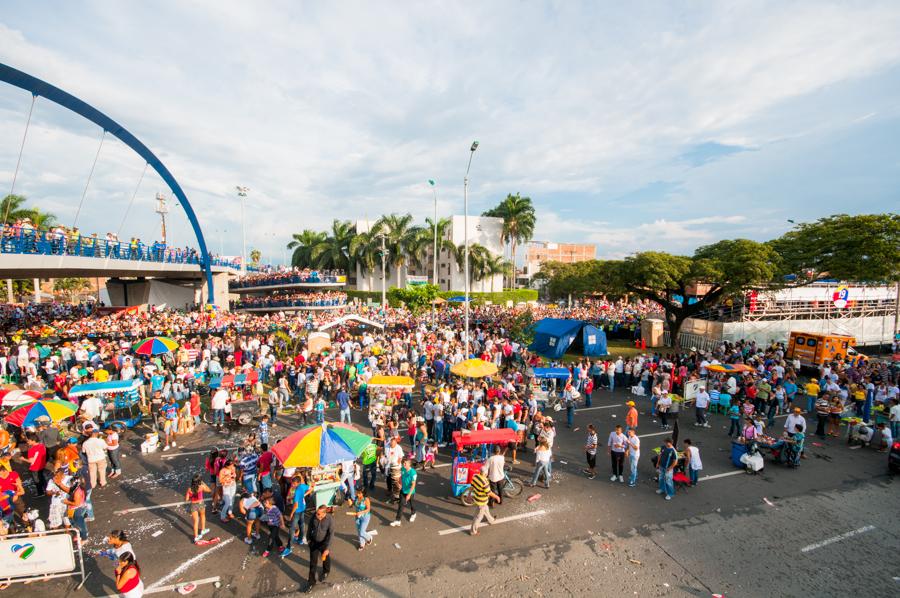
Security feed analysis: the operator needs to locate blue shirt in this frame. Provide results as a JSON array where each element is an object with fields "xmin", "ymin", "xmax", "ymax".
[
  {"xmin": 239, "ymin": 452, "xmax": 258, "ymax": 477},
  {"xmin": 161, "ymin": 403, "xmax": 178, "ymax": 420},
  {"xmin": 293, "ymin": 483, "xmax": 310, "ymax": 510},
  {"xmin": 659, "ymin": 446, "xmax": 677, "ymax": 470},
  {"xmin": 150, "ymin": 374, "xmax": 165, "ymax": 391},
  {"xmin": 401, "ymin": 467, "xmax": 417, "ymax": 495},
  {"xmin": 337, "ymin": 390, "xmax": 350, "ymax": 409}
]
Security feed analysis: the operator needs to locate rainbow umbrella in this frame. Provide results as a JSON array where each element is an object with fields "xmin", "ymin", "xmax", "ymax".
[
  {"xmin": 451, "ymin": 358, "xmax": 498, "ymax": 378},
  {"xmin": 5, "ymin": 399, "xmax": 78, "ymax": 427},
  {"xmin": 706, "ymin": 363, "xmax": 754, "ymax": 374},
  {"xmin": 132, "ymin": 336, "xmax": 179, "ymax": 356},
  {"xmin": 273, "ymin": 423, "xmax": 372, "ymax": 468}
]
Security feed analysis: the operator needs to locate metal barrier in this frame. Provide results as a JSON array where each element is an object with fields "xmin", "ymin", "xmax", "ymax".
[{"xmin": 0, "ymin": 227, "xmax": 243, "ymax": 269}]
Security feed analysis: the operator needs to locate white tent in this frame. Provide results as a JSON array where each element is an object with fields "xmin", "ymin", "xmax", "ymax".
[{"xmin": 317, "ymin": 314, "xmax": 384, "ymax": 331}]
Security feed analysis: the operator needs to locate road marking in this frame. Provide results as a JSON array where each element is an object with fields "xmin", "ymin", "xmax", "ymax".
[
  {"xmin": 161, "ymin": 446, "xmax": 238, "ymax": 459},
  {"xmin": 578, "ymin": 405, "xmax": 623, "ymax": 412},
  {"xmin": 638, "ymin": 431, "xmax": 670, "ymax": 438},
  {"xmin": 102, "ymin": 576, "xmax": 221, "ymax": 597},
  {"xmin": 431, "ymin": 462, "xmax": 451, "ymax": 469},
  {"xmin": 145, "ymin": 539, "xmax": 234, "ymax": 591},
  {"xmin": 698, "ymin": 471, "xmax": 744, "ymax": 482},
  {"xmin": 800, "ymin": 525, "xmax": 876, "ymax": 553},
  {"xmin": 437, "ymin": 509, "xmax": 547, "ymax": 535},
  {"xmin": 115, "ymin": 498, "xmax": 210, "ymax": 515}
]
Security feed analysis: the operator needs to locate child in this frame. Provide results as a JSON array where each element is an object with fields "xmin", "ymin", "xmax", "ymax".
[
  {"xmin": 728, "ymin": 400, "xmax": 741, "ymax": 437},
  {"xmin": 423, "ymin": 440, "xmax": 437, "ymax": 469},
  {"xmin": 258, "ymin": 415, "xmax": 270, "ymax": 447},
  {"xmin": 185, "ymin": 474, "xmax": 211, "ymax": 543},
  {"xmin": 238, "ymin": 491, "xmax": 263, "ymax": 544},
  {"xmin": 261, "ymin": 495, "xmax": 284, "ymax": 558},
  {"xmin": 314, "ymin": 396, "xmax": 326, "ymax": 425},
  {"xmin": 682, "ymin": 439, "xmax": 702, "ymax": 486}
]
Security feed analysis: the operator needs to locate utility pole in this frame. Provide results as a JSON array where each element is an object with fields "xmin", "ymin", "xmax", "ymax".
[
  {"xmin": 235, "ymin": 186, "xmax": 249, "ymax": 274},
  {"xmin": 155, "ymin": 192, "xmax": 169, "ymax": 244},
  {"xmin": 380, "ymin": 233, "xmax": 388, "ymax": 307}
]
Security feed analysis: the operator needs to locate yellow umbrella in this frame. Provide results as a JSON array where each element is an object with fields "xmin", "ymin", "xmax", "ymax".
[
  {"xmin": 451, "ymin": 358, "xmax": 498, "ymax": 378},
  {"xmin": 367, "ymin": 375, "xmax": 415, "ymax": 388}
]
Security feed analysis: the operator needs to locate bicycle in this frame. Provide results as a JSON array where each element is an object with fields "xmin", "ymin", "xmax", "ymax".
[{"xmin": 459, "ymin": 467, "xmax": 524, "ymax": 506}]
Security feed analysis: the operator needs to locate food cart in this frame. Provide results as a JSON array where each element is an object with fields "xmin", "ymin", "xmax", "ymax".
[
  {"xmin": 68, "ymin": 379, "xmax": 143, "ymax": 430},
  {"xmin": 450, "ymin": 428, "xmax": 519, "ymax": 501},
  {"xmin": 208, "ymin": 371, "xmax": 260, "ymax": 425},
  {"xmin": 526, "ymin": 367, "xmax": 571, "ymax": 411},
  {"xmin": 365, "ymin": 375, "xmax": 414, "ymax": 429},
  {"xmin": 307, "ymin": 463, "xmax": 343, "ymax": 508}
]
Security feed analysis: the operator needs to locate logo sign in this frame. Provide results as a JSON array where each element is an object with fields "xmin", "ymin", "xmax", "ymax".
[
  {"xmin": 0, "ymin": 534, "xmax": 75, "ymax": 578},
  {"xmin": 832, "ymin": 286, "xmax": 850, "ymax": 309},
  {"xmin": 587, "ymin": 335, "xmax": 597, "ymax": 344},
  {"xmin": 548, "ymin": 337, "xmax": 557, "ymax": 347}
]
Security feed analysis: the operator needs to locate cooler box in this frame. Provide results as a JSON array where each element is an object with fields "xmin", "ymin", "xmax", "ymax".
[{"xmin": 731, "ymin": 441, "xmax": 748, "ymax": 468}]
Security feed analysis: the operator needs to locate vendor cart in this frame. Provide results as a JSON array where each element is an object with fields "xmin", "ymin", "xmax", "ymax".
[
  {"xmin": 526, "ymin": 367, "xmax": 571, "ymax": 411},
  {"xmin": 207, "ymin": 371, "xmax": 260, "ymax": 425},
  {"xmin": 450, "ymin": 428, "xmax": 521, "ymax": 504},
  {"xmin": 308, "ymin": 464, "xmax": 343, "ymax": 509},
  {"xmin": 366, "ymin": 375, "xmax": 414, "ymax": 430},
  {"xmin": 68, "ymin": 379, "xmax": 143, "ymax": 431}
]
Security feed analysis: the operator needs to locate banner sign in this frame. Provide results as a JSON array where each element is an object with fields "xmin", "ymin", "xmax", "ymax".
[{"xmin": 0, "ymin": 533, "xmax": 75, "ymax": 578}]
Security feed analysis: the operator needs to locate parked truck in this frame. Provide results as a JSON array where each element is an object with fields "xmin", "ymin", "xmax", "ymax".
[{"xmin": 786, "ymin": 332, "xmax": 865, "ymax": 368}]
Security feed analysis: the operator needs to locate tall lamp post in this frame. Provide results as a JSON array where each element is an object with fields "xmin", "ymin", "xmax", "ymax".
[
  {"xmin": 463, "ymin": 140, "xmax": 479, "ymax": 357},
  {"xmin": 428, "ymin": 179, "xmax": 438, "ymax": 327},
  {"xmin": 235, "ymin": 186, "xmax": 249, "ymax": 274},
  {"xmin": 379, "ymin": 233, "xmax": 389, "ymax": 308}
]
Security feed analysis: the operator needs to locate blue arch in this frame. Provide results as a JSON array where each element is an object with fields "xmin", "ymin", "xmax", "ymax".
[{"xmin": 0, "ymin": 62, "xmax": 215, "ymax": 302}]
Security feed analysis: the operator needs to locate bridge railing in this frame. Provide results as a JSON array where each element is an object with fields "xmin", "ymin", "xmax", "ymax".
[{"xmin": 0, "ymin": 227, "xmax": 243, "ymax": 270}]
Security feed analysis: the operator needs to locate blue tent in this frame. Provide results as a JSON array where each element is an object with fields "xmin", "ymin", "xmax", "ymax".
[{"xmin": 529, "ymin": 318, "xmax": 608, "ymax": 359}]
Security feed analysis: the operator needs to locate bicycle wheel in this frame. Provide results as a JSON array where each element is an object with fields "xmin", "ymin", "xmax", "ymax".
[
  {"xmin": 503, "ymin": 477, "xmax": 524, "ymax": 497},
  {"xmin": 459, "ymin": 487, "xmax": 475, "ymax": 506}
]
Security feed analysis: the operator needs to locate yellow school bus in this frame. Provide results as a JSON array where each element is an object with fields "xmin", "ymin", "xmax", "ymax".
[{"xmin": 786, "ymin": 332, "xmax": 864, "ymax": 367}]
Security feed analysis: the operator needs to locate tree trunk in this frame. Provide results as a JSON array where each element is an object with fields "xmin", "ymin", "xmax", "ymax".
[
  {"xmin": 666, "ymin": 309, "xmax": 687, "ymax": 350},
  {"xmin": 510, "ymin": 240, "xmax": 517, "ymax": 290}
]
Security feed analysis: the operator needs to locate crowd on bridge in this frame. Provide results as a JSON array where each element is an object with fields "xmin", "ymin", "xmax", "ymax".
[
  {"xmin": 229, "ymin": 268, "xmax": 346, "ymax": 290},
  {"xmin": 231, "ymin": 291, "xmax": 349, "ymax": 311}
]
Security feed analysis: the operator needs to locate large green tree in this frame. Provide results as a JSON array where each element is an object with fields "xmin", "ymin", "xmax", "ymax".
[
  {"xmin": 310, "ymin": 220, "xmax": 356, "ymax": 271},
  {"xmin": 482, "ymin": 193, "xmax": 536, "ymax": 288},
  {"xmin": 1, "ymin": 194, "xmax": 57, "ymax": 227},
  {"xmin": 770, "ymin": 213, "xmax": 900, "ymax": 282},
  {"xmin": 377, "ymin": 213, "xmax": 421, "ymax": 287}
]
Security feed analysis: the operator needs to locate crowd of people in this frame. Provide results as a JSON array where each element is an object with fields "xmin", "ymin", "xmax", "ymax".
[
  {"xmin": 0, "ymin": 298, "xmax": 897, "ymax": 593},
  {"xmin": 231, "ymin": 291, "xmax": 348, "ymax": 311},
  {"xmin": 229, "ymin": 268, "xmax": 346, "ymax": 290}
]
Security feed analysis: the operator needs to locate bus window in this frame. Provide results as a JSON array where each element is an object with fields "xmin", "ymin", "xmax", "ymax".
[
  {"xmin": 842, "ymin": 342, "xmax": 848, "ymax": 349},
  {"xmin": 795, "ymin": 337, "xmax": 805, "ymax": 346},
  {"xmin": 806, "ymin": 339, "xmax": 817, "ymax": 347}
]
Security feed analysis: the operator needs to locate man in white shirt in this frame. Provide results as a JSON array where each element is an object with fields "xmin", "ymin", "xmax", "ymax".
[
  {"xmin": 694, "ymin": 388, "xmax": 710, "ymax": 427},
  {"xmin": 784, "ymin": 407, "xmax": 807, "ymax": 435},
  {"xmin": 82, "ymin": 427, "xmax": 108, "ymax": 488},
  {"xmin": 485, "ymin": 446, "xmax": 506, "ymax": 505},
  {"xmin": 384, "ymin": 437, "xmax": 404, "ymax": 500},
  {"xmin": 211, "ymin": 387, "xmax": 229, "ymax": 429}
]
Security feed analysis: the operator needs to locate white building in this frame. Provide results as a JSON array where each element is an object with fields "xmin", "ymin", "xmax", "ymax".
[{"xmin": 354, "ymin": 215, "xmax": 504, "ymax": 293}]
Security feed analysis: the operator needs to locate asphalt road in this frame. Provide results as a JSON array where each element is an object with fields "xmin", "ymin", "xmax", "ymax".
[{"xmin": 16, "ymin": 388, "xmax": 898, "ymax": 597}]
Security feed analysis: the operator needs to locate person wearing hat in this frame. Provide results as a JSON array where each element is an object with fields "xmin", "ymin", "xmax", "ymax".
[{"xmin": 625, "ymin": 401, "xmax": 639, "ymax": 433}]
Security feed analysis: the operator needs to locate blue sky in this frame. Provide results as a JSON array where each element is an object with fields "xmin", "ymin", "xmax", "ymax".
[{"xmin": 1, "ymin": 1, "xmax": 899, "ymax": 263}]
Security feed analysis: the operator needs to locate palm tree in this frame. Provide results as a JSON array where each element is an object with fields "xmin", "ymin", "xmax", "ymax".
[
  {"xmin": 349, "ymin": 227, "xmax": 382, "ymax": 290},
  {"xmin": 249, "ymin": 248, "xmax": 262, "ymax": 265},
  {"xmin": 27, "ymin": 209, "xmax": 57, "ymax": 229},
  {"xmin": 377, "ymin": 213, "xmax": 421, "ymax": 287},
  {"xmin": 1, "ymin": 194, "xmax": 56, "ymax": 227},
  {"xmin": 287, "ymin": 230, "xmax": 326, "ymax": 267},
  {"xmin": 482, "ymin": 192, "xmax": 536, "ymax": 288},
  {"xmin": 310, "ymin": 220, "xmax": 356, "ymax": 271},
  {"xmin": 452, "ymin": 242, "xmax": 493, "ymax": 289},
  {"xmin": 483, "ymin": 254, "xmax": 512, "ymax": 293},
  {"xmin": 408, "ymin": 217, "xmax": 454, "ymax": 288}
]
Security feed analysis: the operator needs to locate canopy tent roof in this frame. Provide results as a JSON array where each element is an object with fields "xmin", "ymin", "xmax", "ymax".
[
  {"xmin": 529, "ymin": 367, "xmax": 572, "ymax": 380},
  {"xmin": 68, "ymin": 379, "xmax": 142, "ymax": 398},
  {"xmin": 318, "ymin": 314, "xmax": 384, "ymax": 331},
  {"xmin": 367, "ymin": 375, "xmax": 415, "ymax": 388},
  {"xmin": 452, "ymin": 428, "xmax": 518, "ymax": 449}
]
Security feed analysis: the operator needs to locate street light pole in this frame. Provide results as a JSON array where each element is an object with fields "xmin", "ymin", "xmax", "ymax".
[
  {"xmin": 235, "ymin": 186, "xmax": 248, "ymax": 274},
  {"xmin": 380, "ymin": 233, "xmax": 387, "ymax": 308},
  {"xmin": 463, "ymin": 140, "xmax": 479, "ymax": 358},
  {"xmin": 428, "ymin": 179, "xmax": 438, "ymax": 328}
]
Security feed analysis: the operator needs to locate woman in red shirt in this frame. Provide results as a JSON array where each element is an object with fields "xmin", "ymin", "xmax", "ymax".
[{"xmin": 114, "ymin": 552, "xmax": 144, "ymax": 597}]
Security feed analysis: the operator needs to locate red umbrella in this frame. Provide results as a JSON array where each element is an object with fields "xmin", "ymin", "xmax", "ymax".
[{"xmin": 0, "ymin": 389, "xmax": 42, "ymax": 409}]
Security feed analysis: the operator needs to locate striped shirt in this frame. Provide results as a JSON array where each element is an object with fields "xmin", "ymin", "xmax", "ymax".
[{"xmin": 470, "ymin": 473, "xmax": 491, "ymax": 507}]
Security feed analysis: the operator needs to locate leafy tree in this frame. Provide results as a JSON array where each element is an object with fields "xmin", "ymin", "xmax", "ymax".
[
  {"xmin": 54, "ymin": 277, "xmax": 91, "ymax": 299},
  {"xmin": 771, "ymin": 213, "xmax": 900, "ymax": 282},
  {"xmin": 387, "ymin": 283, "xmax": 439, "ymax": 314},
  {"xmin": 349, "ymin": 227, "xmax": 382, "ymax": 289},
  {"xmin": 411, "ymin": 217, "xmax": 454, "ymax": 286},
  {"xmin": 377, "ymin": 213, "xmax": 421, "ymax": 287},
  {"xmin": 1, "ymin": 194, "xmax": 56, "ymax": 228},
  {"xmin": 506, "ymin": 309, "xmax": 537, "ymax": 345},
  {"xmin": 249, "ymin": 248, "xmax": 262, "ymax": 265},
  {"xmin": 287, "ymin": 229, "xmax": 326, "ymax": 267},
  {"xmin": 482, "ymin": 193, "xmax": 536, "ymax": 288}
]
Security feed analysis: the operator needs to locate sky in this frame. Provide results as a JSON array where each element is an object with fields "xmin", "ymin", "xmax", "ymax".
[{"xmin": 1, "ymin": 1, "xmax": 899, "ymax": 265}]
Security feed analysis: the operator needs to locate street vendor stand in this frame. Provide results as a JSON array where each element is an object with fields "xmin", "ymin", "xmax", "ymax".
[
  {"xmin": 208, "ymin": 371, "xmax": 260, "ymax": 425},
  {"xmin": 68, "ymin": 379, "xmax": 142, "ymax": 430},
  {"xmin": 366, "ymin": 375, "xmax": 414, "ymax": 429},
  {"xmin": 450, "ymin": 428, "xmax": 518, "ymax": 500},
  {"xmin": 526, "ymin": 367, "xmax": 570, "ymax": 410}
]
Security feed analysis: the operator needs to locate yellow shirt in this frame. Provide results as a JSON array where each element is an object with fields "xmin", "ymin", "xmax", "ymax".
[
  {"xmin": 93, "ymin": 369, "xmax": 110, "ymax": 382},
  {"xmin": 805, "ymin": 382, "xmax": 820, "ymax": 396}
]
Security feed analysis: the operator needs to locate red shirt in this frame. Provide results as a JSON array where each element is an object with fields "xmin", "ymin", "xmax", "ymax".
[
  {"xmin": 27, "ymin": 444, "xmax": 46, "ymax": 471},
  {"xmin": 258, "ymin": 451, "xmax": 274, "ymax": 475},
  {"xmin": 0, "ymin": 471, "xmax": 20, "ymax": 494}
]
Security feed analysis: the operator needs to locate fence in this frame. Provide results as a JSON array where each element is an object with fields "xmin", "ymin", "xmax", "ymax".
[{"xmin": 662, "ymin": 331, "xmax": 720, "ymax": 353}]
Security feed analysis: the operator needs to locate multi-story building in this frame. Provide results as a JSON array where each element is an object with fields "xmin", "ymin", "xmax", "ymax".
[
  {"xmin": 520, "ymin": 241, "xmax": 596, "ymax": 285},
  {"xmin": 355, "ymin": 215, "xmax": 504, "ymax": 293}
]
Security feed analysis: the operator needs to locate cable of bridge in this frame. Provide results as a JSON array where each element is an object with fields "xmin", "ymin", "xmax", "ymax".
[
  {"xmin": 72, "ymin": 129, "xmax": 107, "ymax": 228},
  {"xmin": 3, "ymin": 93, "xmax": 37, "ymax": 223}
]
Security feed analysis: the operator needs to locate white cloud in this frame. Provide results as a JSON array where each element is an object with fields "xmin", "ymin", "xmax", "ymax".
[{"xmin": 0, "ymin": 1, "xmax": 898, "ymax": 262}]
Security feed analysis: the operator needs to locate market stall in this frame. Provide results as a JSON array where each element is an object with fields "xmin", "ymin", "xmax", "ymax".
[
  {"xmin": 366, "ymin": 375, "xmax": 414, "ymax": 429},
  {"xmin": 69, "ymin": 379, "xmax": 143, "ymax": 430}
]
